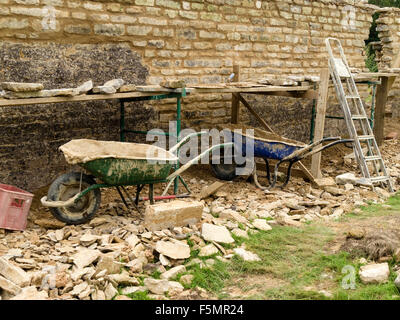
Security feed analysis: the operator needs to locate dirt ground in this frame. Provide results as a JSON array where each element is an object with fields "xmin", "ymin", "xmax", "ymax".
[{"xmin": 7, "ymin": 117, "xmax": 400, "ymax": 300}]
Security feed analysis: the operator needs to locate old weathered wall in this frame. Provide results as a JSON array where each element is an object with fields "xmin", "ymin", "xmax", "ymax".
[
  {"xmin": 374, "ymin": 7, "xmax": 400, "ymax": 118},
  {"xmin": 0, "ymin": 0, "xmax": 376, "ymax": 191}
]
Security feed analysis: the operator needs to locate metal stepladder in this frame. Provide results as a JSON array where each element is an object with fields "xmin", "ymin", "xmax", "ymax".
[{"xmin": 325, "ymin": 38, "xmax": 394, "ymax": 192}]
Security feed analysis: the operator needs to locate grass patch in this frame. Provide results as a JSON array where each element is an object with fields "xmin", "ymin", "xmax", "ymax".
[
  {"xmin": 230, "ymin": 224, "xmax": 334, "ymax": 284},
  {"xmin": 342, "ymin": 192, "xmax": 400, "ymax": 221},
  {"xmin": 186, "ymin": 259, "xmax": 231, "ymax": 295},
  {"xmin": 125, "ymin": 290, "xmax": 154, "ymax": 300},
  {"xmin": 223, "ymin": 195, "xmax": 400, "ymax": 300}
]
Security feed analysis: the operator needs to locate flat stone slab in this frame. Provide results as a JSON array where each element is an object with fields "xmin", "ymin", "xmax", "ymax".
[
  {"xmin": 71, "ymin": 248, "xmax": 101, "ymax": 269},
  {"xmin": 0, "ymin": 257, "xmax": 30, "ymax": 286},
  {"xmin": 252, "ymin": 219, "xmax": 272, "ymax": 231},
  {"xmin": 155, "ymin": 240, "xmax": 190, "ymax": 260},
  {"xmin": 0, "ymin": 275, "xmax": 22, "ymax": 295},
  {"xmin": 144, "ymin": 278, "xmax": 183, "ymax": 295},
  {"xmin": 160, "ymin": 265, "xmax": 186, "ymax": 280},
  {"xmin": 1, "ymin": 82, "xmax": 44, "ymax": 92},
  {"xmin": 3, "ymin": 88, "xmax": 78, "ymax": 99},
  {"xmin": 199, "ymin": 244, "xmax": 219, "ymax": 257},
  {"xmin": 201, "ymin": 223, "xmax": 234, "ymax": 244},
  {"xmin": 92, "ymin": 85, "xmax": 116, "ymax": 94},
  {"xmin": 10, "ymin": 286, "xmax": 48, "ymax": 300},
  {"xmin": 160, "ymin": 79, "xmax": 186, "ymax": 89},
  {"xmin": 233, "ymin": 248, "xmax": 261, "ymax": 262},
  {"xmin": 118, "ymin": 84, "xmax": 136, "ymax": 92}
]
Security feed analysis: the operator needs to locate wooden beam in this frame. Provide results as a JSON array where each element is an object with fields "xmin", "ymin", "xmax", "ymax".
[
  {"xmin": 237, "ymin": 94, "xmax": 274, "ymax": 133},
  {"xmin": 231, "ymin": 65, "xmax": 240, "ymax": 124},
  {"xmin": 374, "ymin": 76, "xmax": 389, "ymax": 146},
  {"xmin": 311, "ymin": 68, "xmax": 330, "ymax": 179}
]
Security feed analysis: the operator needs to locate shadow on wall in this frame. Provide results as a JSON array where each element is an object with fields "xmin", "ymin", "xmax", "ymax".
[{"xmin": 0, "ymin": 42, "xmax": 152, "ymax": 192}]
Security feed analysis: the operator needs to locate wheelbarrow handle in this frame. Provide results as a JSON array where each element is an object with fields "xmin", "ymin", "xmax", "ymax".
[
  {"xmin": 162, "ymin": 142, "xmax": 234, "ymax": 196},
  {"xmin": 169, "ymin": 131, "xmax": 208, "ymax": 154},
  {"xmin": 282, "ymin": 136, "xmax": 342, "ymax": 161},
  {"xmin": 40, "ymin": 194, "xmax": 80, "ymax": 208}
]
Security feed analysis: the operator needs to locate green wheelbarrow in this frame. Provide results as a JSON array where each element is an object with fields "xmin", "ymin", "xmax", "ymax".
[{"xmin": 41, "ymin": 132, "xmax": 232, "ymax": 225}]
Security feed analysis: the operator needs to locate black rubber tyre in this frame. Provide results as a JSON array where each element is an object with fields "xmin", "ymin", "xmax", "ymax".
[
  {"xmin": 47, "ymin": 172, "xmax": 101, "ymax": 225},
  {"xmin": 210, "ymin": 162, "xmax": 238, "ymax": 181}
]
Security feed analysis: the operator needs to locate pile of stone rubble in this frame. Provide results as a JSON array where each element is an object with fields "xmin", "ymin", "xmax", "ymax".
[
  {"xmin": 0, "ymin": 140, "xmax": 398, "ymax": 300},
  {"xmin": 0, "ymin": 79, "xmax": 137, "ymax": 99}
]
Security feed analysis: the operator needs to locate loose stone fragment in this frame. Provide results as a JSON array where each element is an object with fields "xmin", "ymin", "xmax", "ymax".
[
  {"xmin": 160, "ymin": 79, "xmax": 186, "ymax": 89},
  {"xmin": 1, "ymin": 82, "xmax": 44, "ymax": 92},
  {"xmin": 252, "ymin": 219, "xmax": 272, "ymax": 231},
  {"xmin": 155, "ymin": 240, "xmax": 190, "ymax": 260},
  {"xmin": 359, "ymin": 263, "xmax": 390, "ymax": 284},
  {"xmin": 233, "ymin": 248, "xmax": 261, "ymax": 262},
  {"xmin": 201, "ymin": 223, "xmax": 234, "ymax": 244}
]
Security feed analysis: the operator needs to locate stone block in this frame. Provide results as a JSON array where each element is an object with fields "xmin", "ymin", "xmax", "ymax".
[{"xmin": 144, "ymin": 200, "xmax": 203, "ymax": 231}]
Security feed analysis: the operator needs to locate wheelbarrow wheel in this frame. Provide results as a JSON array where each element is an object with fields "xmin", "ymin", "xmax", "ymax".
[
  {"xmin": 47, "ymin": 172, "xmax": 101, "ymax": 225},
  {"xmin": 210, "ymin": 162, "xmax": 237, "ymax": 181}
]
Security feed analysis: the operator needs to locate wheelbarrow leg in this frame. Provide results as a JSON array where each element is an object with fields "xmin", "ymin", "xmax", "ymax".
[
  {"xmin": 281, "ymin": 161, "xmax": 295, "ymax": 189},
  {"xmin": 116, "ymin": 186, "xmax": 130, "ymax": 211},
  {"xmin": 121, "ymin": 186, "xmax": 141, "ymax": 214},
  {"xmin": 264, "ymin": 159, "xmax": 271, "ymax": 184},
  {"xmin": 270, "ymin": 160, "xmax": 283, "ymax": 189},
  {"xmin": 149, "ymin": 184, "xmax": 154, "ymax": 205},
  {"xmin": 135, "ymin": 184, "xmax": 144, "ymax": 205}
]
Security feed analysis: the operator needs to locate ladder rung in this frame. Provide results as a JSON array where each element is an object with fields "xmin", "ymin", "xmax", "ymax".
[
  {"xmin": 352, "ymin": 115, "xmax": 368, "ymax": 120},
  {"xmin": 358, "ymin": 135, "xmax": 375, "ymax": 141},
  {"xmin": 345, "ymin": 95, "xmax": 360, "ymax": 99},
  {"xmin": 364, "ymin": 156, "xmax": 381, "ymax": 161},
  {"xmin": 370, "ymin": 176, "xmax": 390, "ymax": 182}
]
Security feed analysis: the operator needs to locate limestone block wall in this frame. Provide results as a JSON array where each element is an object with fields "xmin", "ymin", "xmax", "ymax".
[
  {"xmin": 0, "ymin": 0, "xmax": 377, "ymax": 191},
  {"xmin": 375, "ymin": 8, "xmax": 400, "ymax": 117}
]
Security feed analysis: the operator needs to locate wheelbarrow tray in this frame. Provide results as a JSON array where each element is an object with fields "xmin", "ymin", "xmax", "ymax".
[
  {"xmin": 81, "ymin": 158, "xmax": 174, "ymax": 185},
  {"xmin": 221, "ymin": 124, "xmax": 307, "ymax": 160},
  {"xmin": 59, "ymin": 139, "xmax": 178, "ymax": 185}
]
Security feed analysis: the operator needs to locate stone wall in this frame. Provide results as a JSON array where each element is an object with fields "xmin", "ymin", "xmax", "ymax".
[
  {"xmin": 374, "ymin": 7, "xmax": 400, "ymax": 118},
  {"xmin": 0, "ymin": 0, "xmax": 378, "ymax": 191}
]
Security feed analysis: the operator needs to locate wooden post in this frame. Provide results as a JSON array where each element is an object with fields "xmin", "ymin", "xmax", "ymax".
[
  {"xmin": 374, "ymin": 76, "xmax": 389, "ymax": 146},
  {"xmin": 311, "ymin": 68, "xmax": 330, "ymax": 179},
  {"xmin": 231, "ymin": 65, "xmax": 240, "ymax": 124}
]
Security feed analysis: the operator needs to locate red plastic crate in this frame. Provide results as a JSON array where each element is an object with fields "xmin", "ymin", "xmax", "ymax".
[{"xmin": 0, "ymin": 184, "xmax": 33, "ymax": 231}]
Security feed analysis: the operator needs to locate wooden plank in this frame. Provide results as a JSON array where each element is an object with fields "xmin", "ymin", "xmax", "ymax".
[
  {"xmin": 237, "ymin": 94, "xmax": 274, "ymax": 133},
  {"xmin": 311, "ymin": 68, "xmax": 330, "ymax": 179},
  {"xmin": 374, "ymin": 76, "xmax": 389, "ymax": 146},
  {"xmin": 231, "ymin": 65, "xmax": 240, "ymax": 124},
  {"xmin": 0, "ymin": 91, "xmax": 163, "ymax": 107}
]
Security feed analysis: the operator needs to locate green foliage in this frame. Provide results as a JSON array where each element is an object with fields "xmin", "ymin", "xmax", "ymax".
[
  {"xmin": 369, "ymin": 0, "xmax": 400, "ymax": 7},
  {"xmin": 365, "ymin": 44, "xmax": 379, "ymax": 72}
]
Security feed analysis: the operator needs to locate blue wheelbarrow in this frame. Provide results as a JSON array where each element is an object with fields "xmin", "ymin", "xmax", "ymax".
[{"xmin": 210, "ymin": 125, "xmax": 353, "ymax": 190}]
